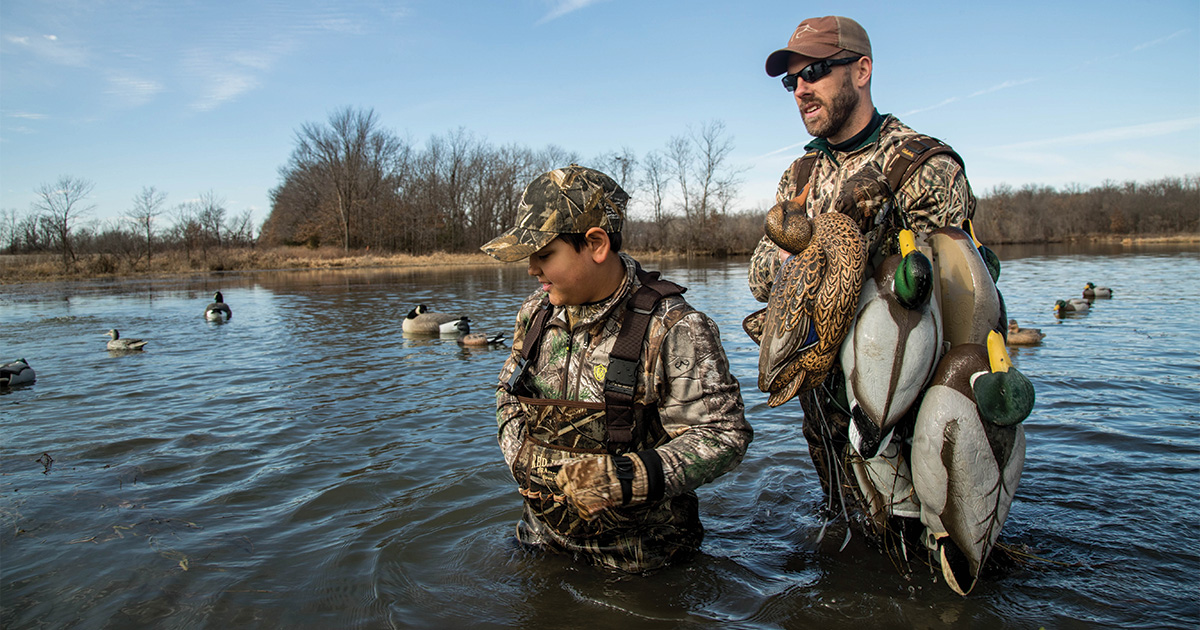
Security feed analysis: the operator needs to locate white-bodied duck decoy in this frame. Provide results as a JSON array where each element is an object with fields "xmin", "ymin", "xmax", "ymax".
[
  {"xmin": 1006, "ymin": 319, "xmax": 1045, "ymax": 346},
  {"xmin": 403, "ymin": 304, "xmax": 470, "ymax": 335},
  {"xmin": 205, "ymin": 291, "xmax": 232, "ymax": 322},
  {"xmin": 0, "ymin": 359, "xmax": 35, "ymax": 387},
  {"xmin": 106, "ymin": 329, "xmax": 148, "ymax": 351},
  {"xmin": 1053, "ymin": 298, "xmax": 1090, "ymax": 317},
  {"xmin": 911, "ymin": 329, "xmax": 1034, "ymax": 596},
  {"xmin": 458, "ymin": 332, "xmax": 506, "ymax": 347},
  {"xmin": 841, "ymin": 228, "xmax": 942, "ymax": 459},
  {"xmin": 1082, "ymin": 282, "xmax": 1112, "ymax": 300}
]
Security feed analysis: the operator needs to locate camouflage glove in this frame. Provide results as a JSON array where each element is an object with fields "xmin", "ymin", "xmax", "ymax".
[{"xmin": 555, "ymin": 454, "xmax": 650, "ymax": 520}]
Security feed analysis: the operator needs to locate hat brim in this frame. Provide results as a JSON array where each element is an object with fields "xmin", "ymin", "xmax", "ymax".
[
  {"xmin": 765, "ymin": 42, "xmax": 846, "ymax": 76},
  {"xmin": 480, "ymin": 226, "xmax": 559, "ymax": 263}
]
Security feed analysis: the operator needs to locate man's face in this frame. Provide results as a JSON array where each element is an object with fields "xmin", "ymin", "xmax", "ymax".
[
  {"xmin": 788, "ymin": 54, "xmax": 860, "ymax": 140},
  {"xmin": 526, "ymin": 236, "xmax": 603, "ymax": 306}
]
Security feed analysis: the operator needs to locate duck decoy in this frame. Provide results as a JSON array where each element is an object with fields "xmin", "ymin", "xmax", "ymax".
[
  {"xmin": 1006, "ymin": 319, "xmax": 1045, "ymax": 346},
  {"xmin": 841, "ymin": 229, "xmax": 942, "ymax": 458},
  {"xmin": 1083, "ymin": 282, "xmax": 1112, "ymax": 300},
  {"xmin": 928, "ymin": 225, "xmax": 1004, "ymax": 348},
  {"xmin": 1053, "ymin": 298, "xmax": 1090, "ymax": 317},
  {"xmin": 911, "ymin": 329, "xmax": 1034, "ymax": 595},
  {"xmin": 106, "ymin": 329, "xmax": 148, "ymax": 351},
  {"xmin": 205, "ymin": 291, "xmax": 232, "ymax": 322},
  {"xmin": 403, "ymin": 305, "xmax": 470, "ymax": 335},
  {"xmin": 0, "ymin": 359, "xmax": 35, "ymax": 387},
  {"xmin": 754, "ymin": 204, "xmax": 867, "ymax": 407},
  {"xmin": 458, "ymin": 332, "xmax": 506, "ymax": 347},
  {"xmin": 964, "ymin": 218, "xmax": 1001, "ymax": 284}
]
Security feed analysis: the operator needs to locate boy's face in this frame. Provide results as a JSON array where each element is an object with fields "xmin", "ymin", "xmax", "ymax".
[{"xmin": 526, "ymin": 235, "xmax": 607, "ymax": 306}]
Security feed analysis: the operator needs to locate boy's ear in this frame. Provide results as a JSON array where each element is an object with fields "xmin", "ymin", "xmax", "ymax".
[{"xmin": 584, "ymin": 227, "xmax": 612, "ymax": 263}]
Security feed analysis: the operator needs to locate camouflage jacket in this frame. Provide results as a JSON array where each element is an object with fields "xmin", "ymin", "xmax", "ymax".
[
  {"xmin": 496, "ymin": 253, "xmax": 751, "ymax": 498},
  {"xmin": 749, "ymin": 114, "xmax": 975, "ymax": 302}
]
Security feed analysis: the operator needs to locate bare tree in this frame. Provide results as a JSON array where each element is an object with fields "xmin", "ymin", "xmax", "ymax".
[
  {"xmin": 197, "ymin": 190, "xmax": 228, "ymax": 250},
  {"xmin": 640, "ymin": 151, "xmax": 671, "ymax": 250},
  {"xmin": 663, "ymin": 121, "xmax": 743, "ymax": 252},
  {"xmin": 32, "ymin": 175, "xmax": 96, "ymax": 271},
  {"xmin": 289, "ymin": 106, "xmax": 407, "ymax": 252},
  {"xmin": 591, "ymin": 147, "xmax": 639, "ymax": 192},
  {"xmin": 127, "ymin": 186, "xmax": 167, "ymax": 265}
]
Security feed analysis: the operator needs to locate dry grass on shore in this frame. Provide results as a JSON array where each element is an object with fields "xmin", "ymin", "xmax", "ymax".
[{"xmin": 3, "ymin": 234, "xmax": 1194, "ymax": 284}]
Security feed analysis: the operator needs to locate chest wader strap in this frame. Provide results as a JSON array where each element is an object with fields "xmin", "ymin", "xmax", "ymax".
[
  {"xmin": 603, "ymin": 267, "xmax": 685, "ymax": 453},
  {"xmin": 884, "ymin": 136, "xmax": 966, "ymax": 197},
  {"xmin": 504, "ymin": 300, "xmax": 554, "ymax": 393}
]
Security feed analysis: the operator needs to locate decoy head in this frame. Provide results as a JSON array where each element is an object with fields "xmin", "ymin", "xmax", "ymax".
[
  {"xmin": 214, "ymin": 291, "xmax": 224, "ymax": 302},
  {"xmin": 406, "ymin": 305, "xmax": 427, "ymax": 319},
  {"xmin": 965, "ymin": 219, "xmax": 1001, "ymax": 283},
  {"xmin": 1084, "ymin": 282, "xmax": 1095, "ymax": 290},
  {"xmin": 893, "ymin": 229, "xmax": 933, "ymax": 310},
  {"xmin": 971, "ymin": 330, "xmax": 1036, "ymax": 426},
  {"xmin": 107, "ymin": 329, "xmax": 119, "ymax": 340}
]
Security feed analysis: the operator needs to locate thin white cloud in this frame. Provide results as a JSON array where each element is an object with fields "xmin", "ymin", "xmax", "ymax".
[
  {"xmin": 968, "ymin": 78, "xmax": 1039, "ymax": 98},
  {"xmin": 536, "ymin": 0, "xmax": 610, "ymax": 25},
  {"xmin": 4, "ymin": 32, "xmax": 89, "ymax": 66},
  {"xmin": 1132, "ymin": 29, "xmax": 1189, "ymax": 52},
  {"xmin": 105, "ymin": 73, "xmax": 165, "ymax": 108},
  {"xmin": 6, "ymin": 112, "xmax": 47, "ymax": 120},
  {"xmin": 182, "ymin": 41, "xmax": 292, "ymax": 111},
  {"xmin": 984, "ymin": 117, "xmax": 1200, "ymax": 154}
]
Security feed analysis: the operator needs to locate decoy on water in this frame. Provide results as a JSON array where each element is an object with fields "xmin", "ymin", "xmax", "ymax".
[
  {"xmin": 403, "ymin": 304, "xmax": 470, "ymax": 335},
  {"xmin": 205, "ymin": 291, "xmax": 233, "ymax": 322},
  {"xmin": 106, "ymin": 329, "xmax": 148, "ymax": 351},
  {"xmin": 0, "ymin": 359, "xmax": 35, "ymax": 386},
  {"xmin": 1006, "ymin": 319, "xmax": 1045, "ymax": 346},
  {"xmin": 1053, "ymin": 298, "xmax": 1090, "ymax": 318},
  {"xmin": 1083, "ymin": 282, "xmax": 1112, "ymax": 300},
  {"xmin": 458, "ymin": 332, "xmax": 506, "ymax": 347}
]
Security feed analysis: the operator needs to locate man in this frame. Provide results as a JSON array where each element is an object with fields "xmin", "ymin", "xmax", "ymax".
[
  {"xmin": 483, "ymin": 165, "xmax": 751, "ymax": 573},
  {"xmin": 749, "ymin": 16, "xmax": 976, "ymax": 501}
]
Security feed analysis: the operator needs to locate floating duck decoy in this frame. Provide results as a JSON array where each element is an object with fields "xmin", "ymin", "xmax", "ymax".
[
  {"xmin": 911, "ymin": 329, "xmax": 1034, "ymax": 596},
  {"xmin": 841, "ymin": 229, "xmax": 942, "ymax": 458},
  {"xmin": 205, "ymin": 291, "xmax": 232, "ymax": 322},
  {"xmin": 403, "ymin": 304, "xmax": 470, "ymax": 335},
  {"xmin": 754, "ymin": 203, "xmax": 867, "ymax": 407},
  {"xmin": 106, "ymin": 329, "xmax": 148, "ymax": 351},
  {"xmin": 1006, "ymin": 319, "xmax": 1045, "ymax": 346},
  {"xmin": 0, "ymin": 359, "xmax": 35, "ymax": 387},
  {"xmin": 1083, "ymin": 282, "xmax": 1112, "ymax": 300},
  {"xmin": 1054, "ymin": 298, "xmax": 1090, "ymax": 317},
  {"xmin": 458, "ymin": 332, "xmax": 506, "ymax": 347}
]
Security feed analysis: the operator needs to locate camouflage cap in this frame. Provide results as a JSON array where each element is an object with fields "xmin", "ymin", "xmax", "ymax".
[{"xmin": 481, "ymin": 165, "xmax": 628, "ymax": 262}]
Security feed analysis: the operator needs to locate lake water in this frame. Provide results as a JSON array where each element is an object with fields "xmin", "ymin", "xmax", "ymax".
[{"xmin": 2, "ymin": 243, "xmax": 1198, "ymax": 629}]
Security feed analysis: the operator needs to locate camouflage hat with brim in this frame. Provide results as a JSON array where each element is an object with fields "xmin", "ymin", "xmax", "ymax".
[{"xmin": 482, "ymin": 165, "xmax": 629, "ymax": 262}]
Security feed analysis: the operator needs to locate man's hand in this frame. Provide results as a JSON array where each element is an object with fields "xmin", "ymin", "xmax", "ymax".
[{"xmin": 555, "ymin": 454, "xmax": 648, "ymax": 520}]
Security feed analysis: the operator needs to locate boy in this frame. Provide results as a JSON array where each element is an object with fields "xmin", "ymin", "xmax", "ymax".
[{"xmin": 482, "ymin": 165, "xmax": 751, "ymax": 572}]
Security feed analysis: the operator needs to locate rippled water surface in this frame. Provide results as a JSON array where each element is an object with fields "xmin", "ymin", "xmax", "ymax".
[{"xmin": 2, "ymin": 244, "xmax": 1198, "ymax": 629}]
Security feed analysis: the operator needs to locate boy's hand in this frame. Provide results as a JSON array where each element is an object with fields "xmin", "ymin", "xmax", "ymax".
[{"xmin": 555, "ymin": 454, "xmax": 647, "ymax": 519}]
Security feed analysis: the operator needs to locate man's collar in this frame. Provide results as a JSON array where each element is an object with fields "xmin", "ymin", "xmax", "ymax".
[{"xmin": 804, "ymin": 109, "xmax": 885, "ymax": 158}]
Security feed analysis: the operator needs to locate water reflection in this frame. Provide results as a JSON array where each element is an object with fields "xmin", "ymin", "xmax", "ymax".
[{"xmin": 1, "ymin": 245, "xmax": 1197, "ymax": 629}]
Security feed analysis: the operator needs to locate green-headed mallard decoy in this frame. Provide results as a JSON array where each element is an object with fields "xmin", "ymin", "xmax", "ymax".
[
  {"xmin": 842, "ymin": 228, "xmax": 942, "ymax": 458},
  {"xmin": 964, "ymin": 218, "xmax": 1001, "ymax": 284},
  {"xmin": 755, "ymin": 201, "xmax": 867, "ymax": 407},
  {"xmin": 1006, "ymin": 319, "xmax": 1045, "ymax": 346},
  {"xmin": 911, "ymin": 329, "xmax": 1034, "ymax": 595},
  {"xmin": 403, "ymin": 304, "xmax": 470, "ymax": 335},
  {"xmin": 1083, "ymin": 282, "xmax": 1112, "ymax": 300},
  {"xmin": 205, "ymin": 291, "xmax": 232, "ymax": 322},
  {"xmin": 106, "ymin": 329, "xmax": 148, "ymax": 351},
  {"xmin": 0, "ymin": 359, "xmax": 35, "ymax": 387},
  {"xmin": 1054, "ymin": 298, "xmax": 1089, "ymax": 317},
  {"xmin": 458, "ymin": 332, "xmax": 506, "ymax": 347}
]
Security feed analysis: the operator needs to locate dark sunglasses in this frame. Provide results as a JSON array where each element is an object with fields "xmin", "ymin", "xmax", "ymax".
[{"xmin": 781, "ymin": 56, "xmax": 862, "ymax": 91}]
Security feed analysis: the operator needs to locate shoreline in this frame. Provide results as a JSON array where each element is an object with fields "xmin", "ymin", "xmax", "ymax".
[{"xmin": 2, "ymin": 234, "xmax": 1196, "ymax": 285}]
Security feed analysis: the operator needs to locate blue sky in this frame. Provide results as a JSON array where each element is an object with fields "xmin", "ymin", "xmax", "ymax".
[{"xmin": 2, "ymin": 0, "xmax": 1197, "ymax": 229}]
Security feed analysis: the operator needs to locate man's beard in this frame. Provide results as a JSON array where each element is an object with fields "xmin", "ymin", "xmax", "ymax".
[{"xmin": 803, "ymin": 72, "xmax": 859, "ymax": 139}]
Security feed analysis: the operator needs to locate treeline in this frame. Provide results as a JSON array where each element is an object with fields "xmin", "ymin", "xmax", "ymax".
[
  {"xmin": 2, "ymin": 103, "xmax": 1196, "ymax": 278},
  {"xmin": 261, "ymin": 107, "xmax": 755, "ymax": 256},
  {"xmin": 973, "ymin": 175, "xmax": 1199, "ymax": 243},
  {"xmin": 1, "ymin": 177, "xmax": 256, "ymax": 274}
]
